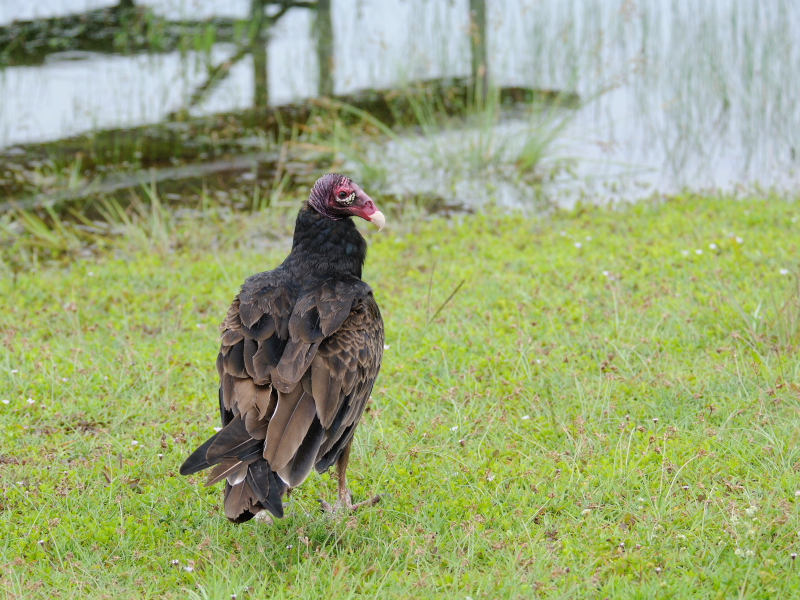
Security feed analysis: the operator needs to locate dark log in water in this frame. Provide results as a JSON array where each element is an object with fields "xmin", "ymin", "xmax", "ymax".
[
  {"xmin": 0, "ymin": 153, "xmax": 278, "ymax": 213},
  {"xmin": 0, "ymin": 2, "xmax": 314, "ymax": 66},
  {"xmin": 0, "ymin": 78, "xmax": 579, "ymax": 213},
  {"xmin": 0, "ymin": 5, "xmax": 236, "ymax": 66},
  {"xmin": 5, "ymin": 79, "xmax": 578, "ymax": 169}
]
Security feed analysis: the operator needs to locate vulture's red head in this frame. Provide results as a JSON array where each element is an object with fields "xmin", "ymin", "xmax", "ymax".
[{"xmin": 308, "ymin": 174, "xmax": 385, "ymax": 230}]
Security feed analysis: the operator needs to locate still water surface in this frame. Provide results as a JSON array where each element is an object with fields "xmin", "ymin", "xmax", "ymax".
[{"xmin": 0, "ymin": 0, "xmax": 797, "ymax": 202}]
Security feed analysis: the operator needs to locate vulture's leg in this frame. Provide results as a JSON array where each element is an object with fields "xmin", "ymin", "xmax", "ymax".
[{"xmin": 320, "ymin": 441, "xmax": 381, "ymax": 513}]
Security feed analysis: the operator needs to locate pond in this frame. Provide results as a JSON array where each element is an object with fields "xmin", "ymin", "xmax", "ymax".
[{"xmin": 1, "ymin": 0, "xmax": 798, "ymax": 206}]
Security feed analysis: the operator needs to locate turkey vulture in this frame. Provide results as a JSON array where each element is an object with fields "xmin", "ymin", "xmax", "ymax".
[{"xmin": 180, "ymin": 174, "xmax": 385, "ymax": 523}]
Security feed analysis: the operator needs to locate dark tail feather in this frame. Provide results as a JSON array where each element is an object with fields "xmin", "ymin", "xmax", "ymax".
[
  {"xmin": 281, "ymin": 416, "xmax": 325, "ymax": 487},
  {"xmin": 179, "ymin": 432, "xmax": 221, "ymax": 476},
  {"xmin": 184, "ymin": 421, "xmax": 287, "ymax": 521},
  {"xmin": 205, "ymin": 460, "xmax": 247, "ymax": 487},
  {"xmin": 224, "ymin": 479, "xmax": 260, "ymax": 523},
  {"xmin": 236, "ymin": 444, "xmax": 264, "ymax": 463},
  {"xmin": 248, "ymin": 459, "xmax": 287, "ymax": 518},
  {"xmin": 207, "ymin": 414, "xmax": 261, "ymax": 463}
]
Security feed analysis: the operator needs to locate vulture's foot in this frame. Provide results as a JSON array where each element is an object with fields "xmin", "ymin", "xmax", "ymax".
[
  {"xmin": 319, "ymin": 489, "xmax": 382, "ymax": 514},
  {"xmin": 254, "ymin": 511, "xmax": 274, "ymax": 525}
]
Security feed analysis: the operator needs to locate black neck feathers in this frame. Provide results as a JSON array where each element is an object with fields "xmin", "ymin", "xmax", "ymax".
[{"xmin": 286, "ymin": 204, "xmax": 368, "ymax": 279}]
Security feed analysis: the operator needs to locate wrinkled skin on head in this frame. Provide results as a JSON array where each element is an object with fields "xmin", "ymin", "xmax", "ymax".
[{"xmin": 308, "ymin": 174, "xmax": 385, "ymax": 230}]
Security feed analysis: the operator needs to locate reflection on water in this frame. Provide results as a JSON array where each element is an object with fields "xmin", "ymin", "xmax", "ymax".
[{"xmin": 0, "ymin": 0, "xmax": 798, "ymax": 201}]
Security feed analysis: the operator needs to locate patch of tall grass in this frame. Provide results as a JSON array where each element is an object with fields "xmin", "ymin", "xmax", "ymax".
[{"xmin": 301, "ymin": 83, "xmax": 583, "ymax": 208}]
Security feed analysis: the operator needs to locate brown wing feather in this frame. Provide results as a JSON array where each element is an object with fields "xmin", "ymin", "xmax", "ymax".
[
  {"xmin": 263, "ymin": 383, "xmax": 317, "ymax": 471},
  {"xmin": 312, "ymin": 293, "xmax": 384, "ymax": 471}
]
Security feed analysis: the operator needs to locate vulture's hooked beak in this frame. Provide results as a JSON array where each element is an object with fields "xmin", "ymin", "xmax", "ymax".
[
  {"xmin": 355, "ymin": 189, "xmax": 386, "ymax": 231},
  {"xmin": 368, "ymin": 210, "xmax": 386, "ymax": 231}
]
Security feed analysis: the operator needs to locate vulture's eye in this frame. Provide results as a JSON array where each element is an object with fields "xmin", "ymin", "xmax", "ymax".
[{"xmin": 337, "ymin": 191, "xmax": 348, "ymax": 199}]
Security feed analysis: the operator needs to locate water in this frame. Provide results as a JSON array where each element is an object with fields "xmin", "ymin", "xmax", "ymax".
[{"xmin": 1, "ymin": 0, "xmax": 798, "ymax": 202}]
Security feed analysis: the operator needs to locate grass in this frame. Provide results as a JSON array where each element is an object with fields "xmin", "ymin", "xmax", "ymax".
[{"xmin": 1, "ymin": 192, "xmax": 800, "ymax": 598}]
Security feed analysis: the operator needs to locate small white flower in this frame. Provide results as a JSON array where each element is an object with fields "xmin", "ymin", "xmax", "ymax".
[
  {"xmin": 88, "ymin": 271, "xmax": 95, "ymax": 277},
  {"xmin": 560, "ymin": 231, "xmax": 567, "ymax": 236},
  {"xmin": 709, "ymin": 243, "xmax": 717, "ymax": 250},
  {"xmin": 1, "ymin": 400, "xmax": 8, "ymax": 405},
  {"xmin": 10, "ymin": 369, "xmax": 18, "ymax": 374},
  {"xmin": 681, "ymin": 250, "xmax": 690, "ymax": 256},
  {"xmin": 27, "ymin": 398, "xmax": 34, "ymax": 405},
  {"xmin": 383, "ymin": 344, "xmax": 390, "ymax": 350},
  {"xmin": 794, "ymin": 490, "xmax": 800, "ymax": 497},
  {"xmin": 131, "ymin": 440, "xmax": 139, "ymax": 446},
  {"xmin": 745, "ymin": 506, "xmax": 758, "ymax": 517},
  {"xmin": 535, "ymin": 359, "xmax": 542, "ymax": 364},
  {"xmin": 171, "ymin": 559, "xmax": 180, "ymax": 565},
  {"xmin": 486, "ymin": 473, "xmax": 495, "ymax": 482},
  {"xmin": 62, "ymin": 378, "xmax": 68, "ymax": 382},
  {"xmin": 638, "ymin": 497, "xmax": 645, "ymax": 503},
  {"xmin": 780, "ymin": 268, "xmax": 789, "ymax": 275},
  {"xmin": 157, "ymin": 454, "xmax": 164, "ymax": 459},
  {"xmin": 450, "ymin": 426, "xmax": 459, "ymax": 431},
  {"xmin": 214, "ymin": 427, "xmax": 223, "ymax": 432},
  {"xmin": 581, "ymin": 508, "xmax": 591, "ymax": 516},
  {"xmin": 195, "ymin": 324, "xmax": 204, "ymax": 329},
  {"xmin": 735, "ymin": 236, "xmax": 744, "ymax": 244},
  {"xmin": 695, "ymin": 249, "xmax": 703, "ymax": 255},
  {"xmin": 586, "ymin": 236, "xmax": 592, "ymax": 241},
  {"xmin": 184, "ymin": 566, "xmax": 194, "ymax": 572},
  {"xmin": 104, "ymin": 376, "xmax": 108, "ymax": 380},
  {"xmin": 574, "ymin": 242, "xmax": 582, "ymax": 248},
  {"xmin": 522, "ymin": 415, "xmax": 530, "ymax": 420},
  {"xmin": 602, "ymin": 270, "xmax": 610, "ymax": 277}
]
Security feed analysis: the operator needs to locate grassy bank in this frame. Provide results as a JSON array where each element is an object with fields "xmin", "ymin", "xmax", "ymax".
[{"xmin": 1, "ymin": 194, "xmax": 799, "ymax": 599}]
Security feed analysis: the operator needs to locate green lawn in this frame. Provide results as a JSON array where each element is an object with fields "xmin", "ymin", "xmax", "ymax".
[{"xmin": 1, "ymin": 195, "xmax": 799, "ymax": 599}]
